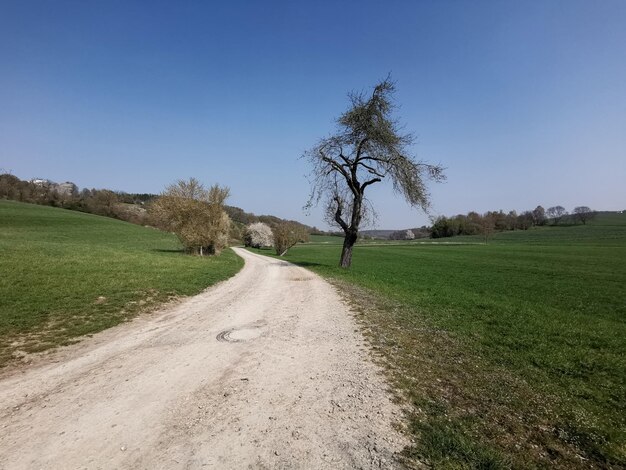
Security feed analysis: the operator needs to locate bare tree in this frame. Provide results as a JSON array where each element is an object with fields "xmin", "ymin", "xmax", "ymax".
[
  {"xmin": 532, "ymin": 205, "xmax": 546, "ymax": 226},
  {"xmin": 573, "ymin": 206, "xmax": 596, "ymax": 225},
  {"xmin": 304, "ymin": 77, "xmax": 445, "ymax": 268},
  {"xmin": 546, "ymin": 206, "xmax": 568, "ymax": 225},
  {"xmin": 480, "ymin": 213, "xmax": 496, "ymax": 244},
  {"xmin": 517, "ymin": 211, "xmax": 534, "ymax": 230},
  {"xmin": 88, "ymin": 189, "xmax": 119, "ymax": 217}
]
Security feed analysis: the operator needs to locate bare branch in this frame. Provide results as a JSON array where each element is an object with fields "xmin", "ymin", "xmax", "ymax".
[
  {"xmin": 357, "ymin": 161, "xmax": 385, "ymax": 178},
  {"xmin": 361, "ymin": 178, "xmax": 382, "ymax": 193}
]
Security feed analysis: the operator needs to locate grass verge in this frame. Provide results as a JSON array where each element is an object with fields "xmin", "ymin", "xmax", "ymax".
[{"xmin": 0, "ymin": 200, "xmax": 243, "ymax": 366}]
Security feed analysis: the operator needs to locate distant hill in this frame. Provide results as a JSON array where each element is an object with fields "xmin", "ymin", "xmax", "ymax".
[
  {"xmin": 359, "ymin": 227, "xmax": 431, "ymax": 240},
  {"xmin": 358, "ymin": 229, "xmax": 395, "ymax": 239},
  {"xmin": 223, "ymin": 205, "xmax": 313, "ymax": 232}
]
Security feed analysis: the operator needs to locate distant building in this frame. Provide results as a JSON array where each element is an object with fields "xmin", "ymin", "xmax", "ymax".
[
  {"xmin": 30, "ymin": 178, "xmax": 77, "ymax": 196},
  {"xmin": 56, "ymin": 182, "xmax": 78, "ymax": 196}
]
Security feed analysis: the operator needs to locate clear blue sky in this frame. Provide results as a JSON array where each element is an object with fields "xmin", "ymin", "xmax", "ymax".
[{"xmin": 1, "ymin": 1, "xmax": 625, "ymax": 229}]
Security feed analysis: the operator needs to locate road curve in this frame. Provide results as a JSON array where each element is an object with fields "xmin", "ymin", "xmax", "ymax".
[{"xmin": 0, "ymin": 247, "xmax": 406, "ymax": 469}]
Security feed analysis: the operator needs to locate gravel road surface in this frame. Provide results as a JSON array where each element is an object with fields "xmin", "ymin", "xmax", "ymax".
[{"xmin": 0, "ymin": 247, "xmax": 406, "ymax": 469}]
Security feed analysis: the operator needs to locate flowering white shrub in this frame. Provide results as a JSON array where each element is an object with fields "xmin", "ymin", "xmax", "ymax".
[{"xmin": 244, "ymin": 222, "xmax": 274, "ymax": 248}]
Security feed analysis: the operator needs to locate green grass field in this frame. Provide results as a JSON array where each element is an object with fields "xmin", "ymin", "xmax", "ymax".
[
  {"xmin": 0, "ymin": 200, "xmax": 243, "ymax": 366},
  {"xmin": 254, "ymin": 212, "xmax": 626, "ymax": 468}
]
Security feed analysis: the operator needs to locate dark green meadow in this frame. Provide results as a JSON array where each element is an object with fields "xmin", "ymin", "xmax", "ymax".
[
  {"xmin": 0, "ymin": 200, "xmax": 243, "ymax": 366},
  {"xmin": 254, "ymin": 212, "xmax": 626, "ymax": 468}
]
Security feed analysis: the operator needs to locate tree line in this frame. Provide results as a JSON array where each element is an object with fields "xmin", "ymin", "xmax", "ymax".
[
  {"xmin": 430, "ymin": 205, "xmax": 597, "ymax": 239},
  {"xmin": 0, "ymin": 173, "xmax": 155, "ymax": 224}
]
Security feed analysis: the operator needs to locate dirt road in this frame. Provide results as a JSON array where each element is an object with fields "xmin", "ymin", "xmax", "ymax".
[{"xmin": 0, "ymin": 248, "xmax": 407, "ymax": 469}]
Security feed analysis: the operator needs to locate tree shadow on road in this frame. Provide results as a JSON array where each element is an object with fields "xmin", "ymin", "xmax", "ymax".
[{"xmin": 287, "ymin": 261, "xmax": 325, "ymax": 268}]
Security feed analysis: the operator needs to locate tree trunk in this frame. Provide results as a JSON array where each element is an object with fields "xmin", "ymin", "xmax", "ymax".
[{"xmin": 339, "ymin": 231, "xmax": 358, "ymax": 268}]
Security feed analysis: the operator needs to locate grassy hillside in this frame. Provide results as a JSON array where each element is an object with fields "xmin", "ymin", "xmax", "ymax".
[
  {"xmin": 0, "ymin": 200, "xmax": 243, "ymax": 366},
  {"xmin": 253, "ymin": 212, "xmax": 626, "ymax": 468}
]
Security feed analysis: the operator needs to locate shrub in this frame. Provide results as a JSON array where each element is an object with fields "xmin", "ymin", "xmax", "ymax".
[
  {"xmin": 150, "ymin": 178, "xmax": 231, "ymax": 255},
  {"xmin": 244, "ymin": 222, "xmax": 273, "ymax": 249},
  {"xmin": 272, "ymin": 222, "xmax": 309, "ymax": 256}
]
